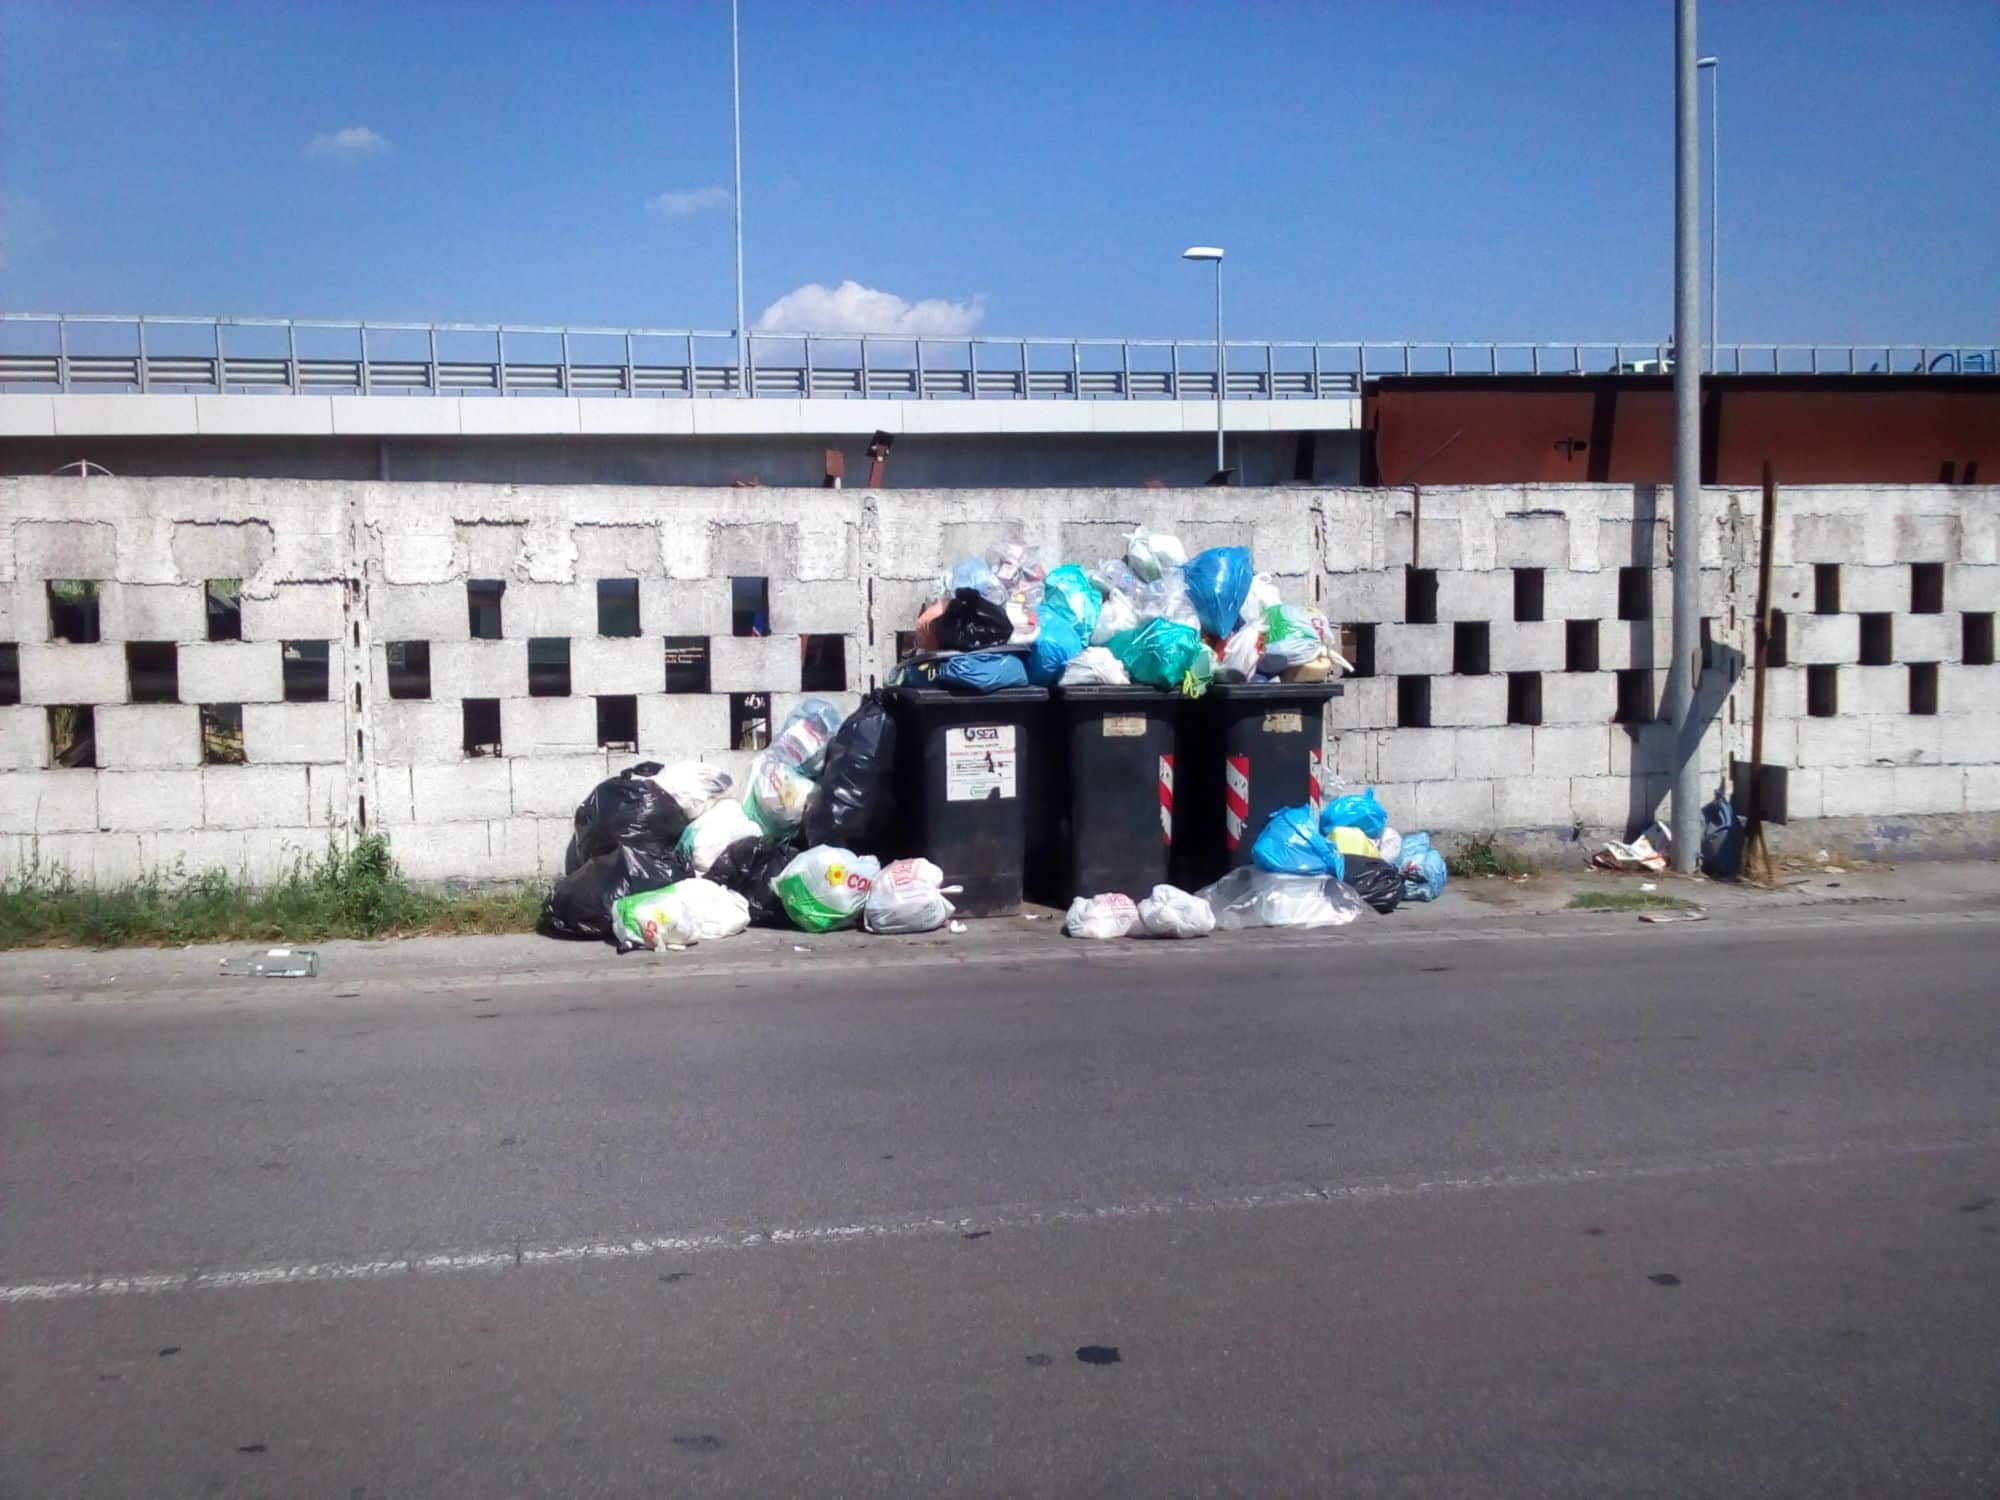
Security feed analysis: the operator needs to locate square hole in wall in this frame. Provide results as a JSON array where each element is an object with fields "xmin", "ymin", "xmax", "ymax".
[
  {"xmin": 386, "ymin": 641, "xmax": 431, "ymax": 699},
  {"xmin": 1507, "ymin": 671, "xmax": 1543, "ymax": 727},
  {"xmin": 0, "ymin": 643, "xmax": 20, "ymax": 706},
  {"xmin": 732, "ymin": 577, "xmax": 771, "ymax": 637},
  {"xmin": 1813, "ymin": 564, "xmax": 1841, "ymax": 615},
  {"xmin": 528, "ymin": 637, "xmax": 571, "ymax": 697},
  {"xmin": 1452, "ymin": 621, "xmax": 1490, "ymax": 676},
  {"xmin": 597, "ymin": 579, "xmax": 641, "ymax": 638},
  {"xmin": 1616, "ymin": 566, "xmax": 1651, "ymax": 621},
  {"xmin": 1565, "ymin": 619, "xmax": 1600, "ymax": 673},
  {"xmin": 1911, "ymin": 562, "xmax": 1945, "ymax": 615},
  {"xmin": 1908, "ymin": 662, "xmax": 1939, "ymax": 716},
  {"xmin": 893, "ymin": 631, "xmax": 918, "ymax": 662},
  {"xmin": 201, "ymin": 703, "xmax": 245, "ymax": 765},
  {"xmin": 1404, "ymin": 567, "xmax": 1438, "ymax": 625},
  {"xmin": 1347, "ymin": 623, "xmax": 1377, "ymax": 679},
  {"xmin": 1613, "ymin": 668, "xmax": 1654, "ymax": 725},
  {"xmin": 467, "ymin": 580, "xmax": 505, "ymax": 640},
  {"xmin": 1964, "ymin": 612, "xmax": 1996, "ymax": 666},
  {"xmin": 596, "ymin": 694, "xmax": 639, "ymax": 752},
  {"xmin": 664, "ymin": 637, "xmax": 712, "ymax": 693},
  {"xmin": 463, "ymin": 698, "xmax": 502, "ymax": 757},
  {"xmin": 48, "ymin": 705, "xmax": 94, "ymax": 768},
  {"xmin": 1858, "ymin": 612, "xmax": 1894, "ymax": 666},
  {"xmin": 1767, "ymin": 609, "xmax": 1789, "ymax": 668},
  {"xmin": 125, "ymin": 641, "xmax": 180, "ymax": 703},
  {"xmin": 1396, "ymin": 675, "xmax": 1431, "ymax": 728},
  {"xmin": 1512, "ymin": 568, "xmax": 1545, "ymax": 622},
  {"xmin": 282, "ymin": 641, "xmax": 330, "ymax": 701},
  {"xmin": 730, "ymin": 691, "xmax": 772, "ymax": 751},
  {"xmin": 801, "ymin": 634, "xmax": 847, "ymax": 692},
  {"xmin": 47, "ymin": 581, "xmax": 101, "ymax": 644},
  {"xmin": 1806, "ymin": 664, "xmax": 1839, "ymax": 718},
  {"xmin": 205, "ymin": 579, "xmax": 242, "ymax": 641}
]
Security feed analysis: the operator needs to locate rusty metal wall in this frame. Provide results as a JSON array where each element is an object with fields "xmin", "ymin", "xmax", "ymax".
[{"xmin": 1364, "ymin": 375, "xmax": 1999, "ymax": 486}]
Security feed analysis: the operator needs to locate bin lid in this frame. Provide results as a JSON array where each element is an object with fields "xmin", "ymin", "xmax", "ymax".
[
  {"xmin": 886, "ymin": 683, "xmax": 1049, "ymax": 705},
  {"xmin": 1207, "ymin": 681, "xmax": 1345, "ymax": 701},
  {"xmin": 1049, "ymin": 684, "xmax": 1183, "ymax": 704}
]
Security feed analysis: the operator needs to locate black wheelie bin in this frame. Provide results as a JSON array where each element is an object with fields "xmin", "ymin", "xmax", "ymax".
[{"xmin": 1174, "ymin": 681, "xmax": 1344, "ymax": 889}]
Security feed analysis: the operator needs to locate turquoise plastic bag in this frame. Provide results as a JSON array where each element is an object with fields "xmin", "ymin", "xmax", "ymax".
[
  {"xmin": 1041, "ymin": 564, "xmax": 1102, "ymax": 639},
  {"xmin": 1396, "ymin": 832, "xmax": 1448, "ymax": 902},
  {"xmin": 1251, "ymin": 805, "xmax": 1346, "ymax": 879},
  {"xmin": 1026, "ymin": 612, "xmax": 1083, "ymax": 685},
  {"xmin": 1319, "ymin": 787, "xmax": 1388, "ymax": 840},
  {"xmin": 1183, "ymin": 546, "xmax": 1254, "ymax": 639},
  {"xmin": 1109, "ymin": 618, "xmax": 1205, "ymax": 691}
]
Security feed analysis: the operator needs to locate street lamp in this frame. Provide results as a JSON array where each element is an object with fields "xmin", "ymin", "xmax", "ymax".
[
  {"xmin": 732, "ymin": 0, "xmax": 748, "ymax": 397},
  {"xmin": 1698, "ymin": 55, "xmax": 1718, "ymax": 372},
  {"xmin": 1182, "ymin": 246, "xmax": 1225, "ymax": 480}
]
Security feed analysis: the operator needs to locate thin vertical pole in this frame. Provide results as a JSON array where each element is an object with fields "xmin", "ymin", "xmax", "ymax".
[
  {"xmin": 1670, "ymin": 0, "xmax": 1703, "ymax": 873},
  {"xmin": 1744, "ymin": 460, "xmax": 1777, "ymax": 883},
  {"xmin": 1213, "ymin": 260, "xmax": 1225, "ymax": 477},
  {"xmin": 731, "ymin": 0, "xmax": 748, "ymax": 398},
  {"xmin": 1709, "ymin": 60, "xmax": 1719, "ymax": 368}
]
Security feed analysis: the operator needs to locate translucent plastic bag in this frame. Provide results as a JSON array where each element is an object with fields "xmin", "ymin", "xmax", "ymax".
[
  {"xmin": 1091, "ymin": 588, "xmax": 1139, "ymax": 645},
  {"xmin": 1219, "ymin": 622, "xmax": 1263, "ymax": 683},
  {"xmin": 949, "ymin": 557, "xmax": 1006, "ymax": 606},
  {"xmin": 1183, "ymin": 547, "xmax": 1254, "ymax": 640},
  {"xmin": 1133, "ymin": 571, "xmax": 1200, "ymax": 628},
  {"xmin": 1328, "ymin": 825, "xmax": 1380, "ymax": 860},
  {"xmin": 1240, "ymin": 573, "xmax": 1283, "ymax": 626},
  {"xmin": 1319, "ymin": 787, "xmax": 1389, "ymax": 840},
  {"xmin": 1125, "ymin": 528, "xmax": 1188, "ymax": 583},
  {"xmin": 863, "ymin": 858, "xmax": 957, "ymax": 935},
  {"xmin": 769, "ymin": 698, "xmax": 845, "ymax": 776},
  {"xmin": 1260, "ymin": 606, "xmax": 1324, "ymax": 671},
  {"xmin": 1137, "ymin": 884, "xmax": 1215, "ymax": 939},
  {"xmin": 1397, "ymin": 832, "xmax": 1449, "ymax": 903},
  {"xmin": 649, "ymin": 762, "xmax": 734, "ymax": 824},
  {"xmin": 1251, "ymin": 804, "xmax": 1346, "ymax": 878},
  {"xmin": 612, "ymin": 878, "xmax": 751, "ymax": 952},
  {"xmin": 1065, "ymin": 892, "xmax": 1139, "ymax": 940},
  {"xmin": 773, "ymin": 846, "xmax": 881, "ymax": 932},
  {"xmin": 1041, "ymin": 564, "xmax": 1102, "ymax": 639},
  {"xmin": 1376, "ymin": 827, "xmax": 1404, "ymax": 865},
  {"xmin": 678, "ymin": 800, "xmax": 764, "ymax": 875},
  {"xmin": 744, "ymin": 752, "xmax": 814, "ymax": 837},
  {"xmin": 1197, "ymin": 867, "xmax": 1368, "ymax": 930},
  {"xmin": 1060, "ymin": 646, "xmax": 1130, "ymax": 686}
]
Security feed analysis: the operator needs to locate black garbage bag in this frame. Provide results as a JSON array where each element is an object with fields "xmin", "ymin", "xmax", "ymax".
[
  {"xmin": 1341, "ymin": 854, "xmax": 1404, "ymax": 915},
  {"xmin": 538, "ymin": 845, "xmax": 690, "ymax": 942},
  {"xmin": 713, "ymin": 836, "xmax": 798, "ymax": 928},
  {"xmin": 931, "ymin": 588, "xmax": 1012, "ymax": 652},
  {"xmin": 572, "ymin": 763, "xmax": 691, "ymax": 863},
  {"xmin": 802, "ymin": 691, "xmax": 898, "ymax": 853}
]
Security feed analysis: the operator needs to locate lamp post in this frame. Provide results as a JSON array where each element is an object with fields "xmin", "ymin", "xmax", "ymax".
[
  {"xmin": 731, "ymin": 0, "xmax": 748, "ymax": 397},
  {"xmin": 1669, "ymin": 0, "xmax": 1702, "ymax": 874},
  {"xmin": 1698, "ymin": 55, "xmax": 1718, "ymax": 371},
  {"xmin": 1182, "ymin": 246, "xmax": 1225, "ymax": 479}
]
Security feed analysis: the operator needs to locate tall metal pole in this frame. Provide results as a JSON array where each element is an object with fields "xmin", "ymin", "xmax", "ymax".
[
  {"xmin": 1670, "ymin": 0, "xmax": 1703, "ymax": 873},
  {"xmin": 1700, "ymin": 56, "xmax": 1719, "ymax": 368},
  {"xmin": 1213, "ymin": 259, "xmax": 1226, "ymax": 477},
  {"xmin": 731, "ymin": 0, "xmax": 748, "ymax": 398}
]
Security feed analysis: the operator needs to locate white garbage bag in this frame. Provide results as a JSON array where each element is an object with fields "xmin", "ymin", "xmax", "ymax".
[
  {"xmin": 773, "ymin": 846, "xmax": 881, "ymax": 932},
  {"xmin": 1090, "ymin": 588, "xmax": 1139, "ymax": 646},
  {"xmin": 612, "ymin": 878, "xmax": 751, "ymax": 951},
  {"xmin": 647, "ymin": 762, "xmax": 733, "ymax": 822},
  {"xmin": 1376, "ymin": 827, "xmax": 1404, "ymax": 865},
  {"xmin": 1060, "ymin": 646, "xmax": 1131, "ymax": 686},
  {"xmin": 1064, "ymin": 892, "xmax": 1140, "ymax": 940},
  {"xmin": 743, "ymin": 752, "xmax": 814, "ymax": 837},
  {"xmin": 1126, "ymin": 528, "xmax": 1188, "ymax": 583},
  {"xmin": 1196, "ymin": 867, "xmax": 1368, "ymax": 930},
  {"xmin": 863, "ymin": 858, "xmax": 957, "ymax": 935},
  {"xmin": 677, "ymin": 799, "xmax": 763, "ymax": 875},
  {"xmin": 1136, "ymin": 884, "xmax": 1215, "ymax": 939},
  {"xmin": 1239, "ymin": 572, "xmax": 1283, "ymax": 626}
]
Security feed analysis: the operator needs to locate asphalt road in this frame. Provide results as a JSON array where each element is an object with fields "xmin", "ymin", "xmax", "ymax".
[{"xmin": 4, "ymin": 910, "xmax": 1998, "ymax": 1497}]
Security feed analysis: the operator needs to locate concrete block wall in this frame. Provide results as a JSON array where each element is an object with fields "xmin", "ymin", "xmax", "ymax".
[{"xmin": 0, "ymin": 475, "xmax": 1992, "ymax": 884}]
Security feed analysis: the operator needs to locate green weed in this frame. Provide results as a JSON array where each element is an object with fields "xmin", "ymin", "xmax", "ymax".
[
  {"xmin": 1566, "ymin": 890, "xmax": 1697, "ymax": 913},
  {"xmin": 1444, "ymin": 833, "xmax": 1537, "ymax": 879}
]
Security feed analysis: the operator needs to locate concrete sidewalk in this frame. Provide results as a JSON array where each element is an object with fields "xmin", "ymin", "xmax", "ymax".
[{"xmin": 4, "ymin": 855, "xmax": 1996, "ymax": 1006}]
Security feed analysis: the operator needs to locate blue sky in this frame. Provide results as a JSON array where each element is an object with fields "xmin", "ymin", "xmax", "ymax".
[{"xmin": 3, "ymin": 1, "xmax": 1995, "ymax": 342}]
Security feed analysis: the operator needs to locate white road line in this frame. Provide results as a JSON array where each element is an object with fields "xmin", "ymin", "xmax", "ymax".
[{"xmin": 3, "ymin": 1135, "xmax": 1988, "ymax": 1306}]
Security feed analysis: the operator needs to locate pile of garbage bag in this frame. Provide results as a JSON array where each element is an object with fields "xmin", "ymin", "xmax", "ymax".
[{"xmin": 1211, "ymin": 783, "xmax": 1451, "ymax": 928}]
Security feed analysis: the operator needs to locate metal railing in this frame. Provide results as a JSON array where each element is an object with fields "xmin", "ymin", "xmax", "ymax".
[{"xmin": 1, "ymin": 315, "xmax": 1994, "ymax": 399}]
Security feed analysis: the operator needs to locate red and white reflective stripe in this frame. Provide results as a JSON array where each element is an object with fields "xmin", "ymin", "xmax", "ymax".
[
  {"xmin": 1309, "ymin": 747, "xmax": 1324, "ymax": 813},
  {"xmin": 1158, "ymin": 754, "xmax": 1174, "ymax": 845},
  {"xmin": 1224, "ymin": 755, "xmax": 1250, "ymax": 849}
]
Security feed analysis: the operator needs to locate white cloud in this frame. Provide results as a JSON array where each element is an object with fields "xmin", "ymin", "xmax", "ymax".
[
  {"xmin": 648, "ymin": 186, "xmax": 732, "ymax": 219},
  {"xmin": 304, "ymin": 126, "xmax": 391, "ymax": 163},
  {"xmin": 755, "ymin": 280, "xmax": 987, "ymax": 337}
]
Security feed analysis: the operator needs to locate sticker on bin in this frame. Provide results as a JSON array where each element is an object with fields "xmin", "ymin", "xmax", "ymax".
[
  {"xmin": 1102, "ymin": 714, "xmax": 1147, "ymax": 738},
  {"xmin": 1262, "ymin": 711, "xmax": 1303, "ymax": 734},
  {"xmin": 945, "ymin": 724, "xmax": 1018, "ymax": 801}
]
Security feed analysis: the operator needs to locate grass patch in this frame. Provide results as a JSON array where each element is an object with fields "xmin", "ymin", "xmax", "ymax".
[
  {"xmin": 0, "ymin": 836, "xmax": 543, "ymax": 950},
  {"xmin": 1444, "ymin": 833, "xmax": 1537, "ymax": 879},
  {"xmin": 1566, "ymin": 890, "xmax": 1697, "ymax": 913}
]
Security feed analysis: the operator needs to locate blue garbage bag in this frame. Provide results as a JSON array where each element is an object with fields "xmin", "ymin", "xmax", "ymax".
[
  {"xmin": 1182, "ymin": 546, "xmax": 1254, "ymax": 639},
  {"xmin": 1026, "ymin": 612, "xmax": 1083, "ymax": 685},
  {"xmin": 937, "ymin": 650, "xmax": 1029, "ymax": 693},
  {"xmin": 1701, "ymin": 796, "xmax": 1743, "ymax": 878},
  {"xmin": 1319, "ymin": 787, "xmax": 1389, "ymax": 840},
  {"xmin": 1251, "ymin": 804, "xmax": 1346, "ymax": 879},
  {"xmin": 1396, "ymin": 832, "xmax": 1448, "ymax": 903}
]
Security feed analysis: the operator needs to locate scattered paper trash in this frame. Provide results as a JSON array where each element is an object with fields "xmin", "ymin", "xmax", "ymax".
[
  {"xmin": 1591, "ymin": 822, "xmax": 1671, "ymax": 873},
  {"xmin": 947, "ymin": 919, "xmax": 968, "ymax": 934},
  {"xmin": 219, "ymin": 948, "xmax": 319, "ymax": 978},
  {"xmin": 1639, "ymin": 909, "xmax": 1708, "ymax": 924},
  {"xmin": 1640, "ymin": 882, "xmax": 1658, "ymax": 892}
]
